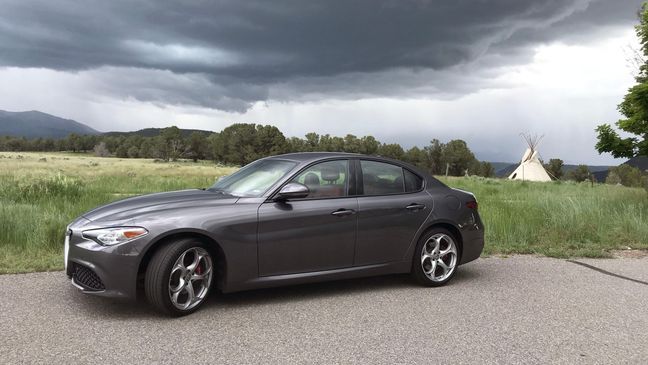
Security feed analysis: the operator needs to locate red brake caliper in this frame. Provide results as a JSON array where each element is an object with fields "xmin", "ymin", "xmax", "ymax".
[{"xmin": 195, "ymin": 260, "xmax": 202, "ymax": 275}]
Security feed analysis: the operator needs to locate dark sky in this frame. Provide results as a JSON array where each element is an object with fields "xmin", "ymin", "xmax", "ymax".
[{"xmin": 0, "ymin": 0, "xmax": 644, "ymax": 163}]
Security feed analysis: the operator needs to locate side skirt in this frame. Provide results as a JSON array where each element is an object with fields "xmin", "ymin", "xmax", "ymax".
[{"xmin": 223, "ymin": 261, "xmax": 411, "ymax": 293}]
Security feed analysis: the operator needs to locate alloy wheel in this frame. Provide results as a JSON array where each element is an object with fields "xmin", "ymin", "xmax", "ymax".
[
  {"xmin": 168, "ymin": 247, "xmax": 213, "ymax": 311},
  {"xmin": 420, "ymin": 233, "xmax": 458, "ymax": 282}
]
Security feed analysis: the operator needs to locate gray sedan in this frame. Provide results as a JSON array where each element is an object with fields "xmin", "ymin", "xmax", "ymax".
[{"xmin": 66, "ymin": 152, "xmax": 484, "ymax": 316}]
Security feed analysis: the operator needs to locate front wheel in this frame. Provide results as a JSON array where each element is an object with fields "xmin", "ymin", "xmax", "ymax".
[
  {"xmin": 145, "ymin": 239, "xmax": 214, "ymax": 316},
  {"xmin": 411, "ymin": 228, "xmax": 459, "ymax": 287}
]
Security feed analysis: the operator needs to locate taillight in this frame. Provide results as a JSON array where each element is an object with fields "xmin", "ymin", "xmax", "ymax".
[{"xmin": 466, "ymin": 201, "xmax": 478, "ymax": 210}]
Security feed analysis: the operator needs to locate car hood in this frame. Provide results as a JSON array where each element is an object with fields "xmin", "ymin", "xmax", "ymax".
[{"xmin": 82, "ymin": 189, "xmax": 239, "ymax": 223}]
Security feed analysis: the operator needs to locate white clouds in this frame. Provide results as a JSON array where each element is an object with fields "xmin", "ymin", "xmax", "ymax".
[{"xmin": 121, "ymin": 40, "xmax": 241, "ymax": 68}]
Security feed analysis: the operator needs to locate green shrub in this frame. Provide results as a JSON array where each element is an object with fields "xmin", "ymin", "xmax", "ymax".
[{"xmin": 606, "ymin": 165, "xmax": 644, "ymax": 187}]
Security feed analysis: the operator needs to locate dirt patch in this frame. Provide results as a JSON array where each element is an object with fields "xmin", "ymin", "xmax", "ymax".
[{"xmin": 611, "ymin": 249, "xmax": 648, "ymax": 259}]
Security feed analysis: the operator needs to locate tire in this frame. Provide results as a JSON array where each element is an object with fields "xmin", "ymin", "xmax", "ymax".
[
  {"xmin": 145, "ymin": 238, "xmax": 215, "ymax": 316},
  {"xmin": 411, "ymin": 228, "xmax": 460, "ymax": 287}
]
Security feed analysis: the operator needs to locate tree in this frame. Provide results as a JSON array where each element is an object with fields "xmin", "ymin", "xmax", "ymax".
[
  {"xmin": 377, "ymin": 143, "xmax": 405, "ymax": 160},
  {"xmin": 93, "ymin": 142, "xmax": 110, "ymax": 157},
  {"xmin": 423, "ymin": 139, "xmax": 444, "ymax": 174},
  {"xmin": 478, "ymin": 161, "xmax": 495, "ymax": 177},
  {"xmin": 359, "ymin": 136, "xmax": 379, "ymax": 155},
  {"xmin": 606, "ymin": 164, "xmax": 644, "ymax": 187},
  {"xmin": 443, "ymin": 139, "xmax": 478, "ymax": 176},
  {"xmin": 403, "ymin": 146, "xmax": 426, "ymax": 169},
  {"xmin": 154, "ymin": 135, "xmax": 170, "ymax": 161},
  {"xmin": 286, "ymin": 136, "xmax": 307, "ymax": 152},
  {"xmin": 545, "ymin": 158, "xmax": 564, "ymax": 180},
  {"xmin": 317, "ymin": 134, "xmax": 331, "ymax": 151},
  {"xmin": 103, "ymin": 136, "xmax": 122, "ymax": 154},
  {"xmin": 343, "ymin": 134, "xmax": 361, "ymax": 153},
  {"xmin": 212, "ymin": 124, "xmax": 259, "ymax": 165},
  {"xmin": 79, "ymin": 135, "xmax": 98, "ymax": 152},
  {"xmin": 304, "ymin": 133, "xmax": 320, "ymax": 151},
  {"xmin": 153, "ymin": 126, "xmax": 185, "ymax": 162},
  {"xmin": 595, "ymin": 4, "xmax": 648, "ymax": 158},
  {"xmin": 255, "ymin": 125, "xmax": 288, "ymax": 157},
  {"xmin": 115, "ymin": 144, "xmax": 129, "ymax": 158},
  {"xmin": 127, "ymin": 146, "xmax": 140, "ymax": 158},
  {"xmin": 329, "ymin": 136, "xmax": 345, "ymax": 151},
  {"xmin": 139, "ymin": 138, "xmax": 156, "ymax": 158},
  {"xmin": 162, "ymin": 126, "xmax": 185, "ymax": 161},
  {"xmin": 67, "ymin": 133, "xmax": 81, "ymax": 152},
  {"xmin": 188, "ymin": 132, "xmax": 208, "ymax": 162},
  {"xmin": 566, "ymin": 165, "xmax": 590, "ymax": 182}
]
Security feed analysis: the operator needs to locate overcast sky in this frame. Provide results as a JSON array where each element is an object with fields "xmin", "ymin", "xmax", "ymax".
[{"xmin": 0, "ymin": 0, "xmax": 644, "ymax": 164}]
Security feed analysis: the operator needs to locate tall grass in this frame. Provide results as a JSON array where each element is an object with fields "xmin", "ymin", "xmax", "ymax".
[
  {"xmin": 1, "ymin": 152, "xmax": 647, "ymax": 274},
  {"xmin": 438, "ymin": 176, "xmax": 648, "ymax": 258}
]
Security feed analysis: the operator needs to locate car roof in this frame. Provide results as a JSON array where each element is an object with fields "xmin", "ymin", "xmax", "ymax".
[{"xmin": 269, "ymin": 152, "xmax": 363, "ymax": 162}]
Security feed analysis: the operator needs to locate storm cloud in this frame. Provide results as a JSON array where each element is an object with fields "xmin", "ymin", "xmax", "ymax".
[{"xmin": 0, "ymin": 0, "xmax": 642, "ymax": 111}]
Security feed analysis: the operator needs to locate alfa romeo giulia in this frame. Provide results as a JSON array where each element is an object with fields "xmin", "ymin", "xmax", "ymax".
[{"xmin": 65, "ymin": 152, "xmax": 484, "ymax": 316}]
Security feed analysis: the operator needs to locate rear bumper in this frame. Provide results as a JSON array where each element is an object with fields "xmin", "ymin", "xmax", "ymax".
[{"xmin": 459, "ymin": 213, "xmax": 485, "ymax": 265}]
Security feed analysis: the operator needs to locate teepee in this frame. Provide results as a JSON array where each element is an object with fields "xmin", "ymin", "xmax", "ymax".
[{"xmin": 508, "ymin": 134, "xmax": 552, "ymax": 182}]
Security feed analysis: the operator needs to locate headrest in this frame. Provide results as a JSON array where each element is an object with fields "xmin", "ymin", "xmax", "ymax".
[
  {"xmin": 321, "ymin": 165, "xmax": 341, "ymax": 182},
  {"xmin": 304, "ymin": 172, "xmax": 320, "ymax": 186}
]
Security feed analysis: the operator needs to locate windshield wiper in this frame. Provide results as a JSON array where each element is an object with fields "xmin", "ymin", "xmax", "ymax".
[{"xmin": 207, "ymin": 188, "xmax": 236, "ymax": 197}]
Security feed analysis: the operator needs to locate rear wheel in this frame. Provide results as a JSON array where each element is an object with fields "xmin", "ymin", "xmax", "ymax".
[
  {"xmin": 411, "ymin": 228, "xmax": 459, "ymax": 287},
  {"xmin": 145, "ymin": 238, "xmax": 214, "ymax": 316}
]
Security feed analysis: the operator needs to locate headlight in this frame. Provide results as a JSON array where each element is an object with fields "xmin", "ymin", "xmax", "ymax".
[{"xmin": 82, "ymin": 227, "xmax": 148, "ymax": 246}]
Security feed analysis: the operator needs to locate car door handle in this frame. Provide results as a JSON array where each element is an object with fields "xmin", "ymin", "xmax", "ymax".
[
  {"xmin": 331, "ymin": 209, "xmax": 356, "ymax": 217},
  {"xmin": 405, "ymin": 203, "xmax": 426, "ymax": 211}
]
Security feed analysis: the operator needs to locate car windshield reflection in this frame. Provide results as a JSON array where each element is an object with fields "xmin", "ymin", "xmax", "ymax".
[{"xmin": 208, "ymin": 159, "xmax": 297, "ymax": 197}]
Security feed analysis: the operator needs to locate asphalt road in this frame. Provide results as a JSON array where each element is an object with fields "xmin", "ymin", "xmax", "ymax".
[{"xmin": 1, "ymin": 256, "xmax": 647, "ymax": 364}]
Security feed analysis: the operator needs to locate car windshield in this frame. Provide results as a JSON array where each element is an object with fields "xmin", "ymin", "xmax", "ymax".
[{"xmin": 208, "ymin": 159, "xmax": 297, "ymax": 197}]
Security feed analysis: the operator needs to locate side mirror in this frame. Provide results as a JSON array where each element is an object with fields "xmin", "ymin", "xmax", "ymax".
[{"xmin": 274, "ymin": 182, "xmax": 310, "ymax": 201}]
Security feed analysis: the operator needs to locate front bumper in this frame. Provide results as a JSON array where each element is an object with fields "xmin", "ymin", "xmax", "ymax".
[{"xmin": 65, "ymin": 219, "xmax": 149, "ymax": 300}]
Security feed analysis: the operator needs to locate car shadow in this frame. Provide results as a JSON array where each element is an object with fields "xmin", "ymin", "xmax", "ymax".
[
  {"xmin": 209, "ymin": 266, "xmax": 480, "ymax": 309},
  {"xmin": 67, "ymin": 265, "xmax": 481, "ymax": 319}
]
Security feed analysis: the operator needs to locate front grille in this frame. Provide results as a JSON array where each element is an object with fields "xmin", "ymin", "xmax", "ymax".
[{"xmin": 72, "ymin": 264, "xmax": 105, "ymax": 291}]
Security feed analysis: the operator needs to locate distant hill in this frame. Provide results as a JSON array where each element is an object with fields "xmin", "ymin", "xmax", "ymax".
[
  {"xmin": 625, "ymin": 156, "xmax": 648, "ymax": 172},
  {"xmin": 564, "ymin": 164, "xmax": 611, "ymax": 173},
  {"xmin": 489, "ymin": 162, "xmax": 514, "ymax": 173},
  {"xmin": 103, "ymin": 128, "xmax": 213, "ymax": 138},
  {"xmin": 0, "ymin": 110, "xmax": 213, "ymax": 139},
  {"xmin": 0, "ymin": 110, "xmax": 100, "ymax": 139},
  {"xmin": 592, "ymin": 156, "xmax": 648, "ymax": 182},
  {"xmin": 495, "ymin": 164, "xmax": 517, "ymax": 178}
]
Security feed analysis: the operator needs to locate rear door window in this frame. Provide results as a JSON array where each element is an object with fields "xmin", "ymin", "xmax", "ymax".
[{"xmin": 404, "ymin": 169, "xmax": 424, "ymax": 192}]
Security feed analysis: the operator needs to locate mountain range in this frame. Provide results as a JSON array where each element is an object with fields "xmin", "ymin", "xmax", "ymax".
[
  {"xmin": 0, "ymin": 110, "xmax": 100, "ymax": 138},
  {"xmin": 0, "ymin": 109, "xmax": 214, "ymax": 139}
]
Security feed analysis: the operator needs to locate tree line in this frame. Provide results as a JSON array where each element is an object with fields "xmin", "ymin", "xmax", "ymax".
[
  {"xmin": 0, "ymin": 123, "xmax": 496, "ymax": 177},
  {"xmin": 3, "ymin": 123, "xmax": 647, "ymax": 187}
]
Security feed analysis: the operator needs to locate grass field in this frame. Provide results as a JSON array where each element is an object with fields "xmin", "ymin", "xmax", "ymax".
[
  {"xmin": 1, "ymin": 152, "xmax": 647, "ymax": 274},
  {"xmin": 0, "ymin": 152, "xmax": 236, "ymax": 273}
]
